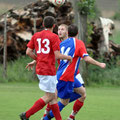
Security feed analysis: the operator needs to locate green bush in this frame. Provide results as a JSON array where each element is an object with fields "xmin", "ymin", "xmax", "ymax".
[
  {"xmin": 87, "ymin": 57, "xmax": 120, "ymax": 86},
  {"xmin": 1, "ymin": 56, "xmax": 120, "ymax": 86},
  {"xmin": 77, "ymin": 0, "xmax": 95, "ymax": 15},
  {"xmin": 110, "ymin": 30, "xmax": 120, "ymax": 44},
  {"xmin": 113, "ymin": 12, "xmax": 120, "ymax": 20},
  {"xmin": 77, "ymin": 0, "xmax": 101, "ymax": 19},
  {"xmin": 0, "ymin": 56, "xmax": 38, "ymax": 83}
]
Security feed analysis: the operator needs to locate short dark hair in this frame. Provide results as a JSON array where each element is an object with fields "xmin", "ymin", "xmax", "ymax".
[
  {"xmin": 43, "ymin": 16, "xmax": 55, "ymax": 28},
  {"xmin": 68, "ymin": 24, "xmax": 78, "ymax": 37}
]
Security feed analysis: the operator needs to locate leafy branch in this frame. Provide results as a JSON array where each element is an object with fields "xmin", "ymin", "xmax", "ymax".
[{"xmin": 77, "ymin": 0, "xmax": 95, "ymax": 15}]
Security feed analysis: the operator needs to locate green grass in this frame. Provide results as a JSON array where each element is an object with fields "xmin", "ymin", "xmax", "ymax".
[
  {"xmin": 110, "ymin": 30, "xmax": 120, "ymax": 44},
  {"xmin": 87, "ymin": 56, "xmax": 120, "ymax": 86},
  {"xmin": 0, "ymin": 83, "xmax": 120, "ymax": 120},
  {"xmin": 0, "ymin": 56, "xmax": 37, "ymax": 83}
]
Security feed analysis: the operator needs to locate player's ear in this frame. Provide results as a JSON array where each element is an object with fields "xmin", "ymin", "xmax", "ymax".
[
  {"xmin": 53, "ymin": 24, "xmax": 55, "ymax": 28},
  {"xmin": 76, "ymin": 32, "xmax": 79, "ymax": 38},
  {"xmin": 42, "ymin": 23, "xmax": 44, "ymax": 27}
]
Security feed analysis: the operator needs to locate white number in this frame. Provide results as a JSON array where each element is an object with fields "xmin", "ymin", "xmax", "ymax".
[
  {"xmin": 61, "ymin": 46, "xmax": 71, "ymax": 62},
  {"xmin": 37, "ymin": 38, "xmax": 50, "ymax": 54},
  {"xmin": 37, "ymin": 38, "xmax": 41, "ymax": 53},
  {"xmin": 42, "ymin": 39, "xmax": 50, "ymax": 54}
]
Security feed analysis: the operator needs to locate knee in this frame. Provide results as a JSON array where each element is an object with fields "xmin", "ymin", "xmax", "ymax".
[
  {"xmin": 49, "ymin": 94, "xmax": 56, "ymax": 101},
  {"xmin": 45, "ymin": 93, "xmax": 56, "ymax": 102},
  {"xmin": 81, "ymin": 93, "xmax": 86, "ymax": 101},
  {"xmin": 78, "ymin": 94, "xmax": 86, "ymax": 102}
]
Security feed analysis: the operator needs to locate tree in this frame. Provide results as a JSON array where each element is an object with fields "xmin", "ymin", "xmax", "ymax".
[{"xmin": 70, "ymin": 0, "xmax": 95, "ymax": 85}]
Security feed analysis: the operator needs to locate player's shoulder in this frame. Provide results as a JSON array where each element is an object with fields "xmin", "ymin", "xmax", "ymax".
[
  {"xmin": 75, "ymin": 38, "xmax": 84, "ymax": 45},
  {"xmin": 31, "ymin": 32, "xmax": 41, "ymax": 39},
  {"xmin": 52, "ymin": 32, "xmax": 59, "ymax": 37},
  {"xmin": 62, "ymin": 37, "xmax": 74, "ymax": 43},
  {"xmin": 75, "ymin": 38, "xmax": 83, "ymax": 42},
  {"xmin": 60, "ymin": 38, "xmax": 70, "ymax": 45},
  {"xmin": 33, "ymin": 30, "xmax": 46, "ymax": 37},
  {"xmin": 44, "ymin": 30, "xmax": 59, "ymax": 39}
]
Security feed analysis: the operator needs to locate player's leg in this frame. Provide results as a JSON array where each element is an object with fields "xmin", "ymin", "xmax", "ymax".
[
  {"xmin": 41, "ymin": 95, "xmax": 70, "ymax": 119},
  {"xmin": 20, "ymin": 91, "xmax": 56, "ymax": 120},
  {"xmin": 42, "ymin": 91, "xmax": 58, "ymax": 118},
  {"xmin": 43, "ymin": 98, "xmax": 70, "ymax": 120},
  {"xmin": 25, "ymin": 92, "xmax": 55, "ymax": 118},
  {"xmin": 42, "ymin": 103, "xmax": 51, "ymax": 117},
  {"xmin": 74, "ymin": 85, "xmax": 86, "ymax": 102},
  {"xmin": 68, "ymin": 74, "xmax": 86, "ymax": 120},
  {"xmin": 42, "ymin": 87, "xmax": 81, "ymax": 118},
  {"xmin": 43, "ymin": 80, "xmax": 73, "ymax": 120},
  {"xmin": 68, "ymin": 86, "xmax": 86, "ymax": 120},
  {"xmin": 41, "ymin": 90, "xmax": 58, "ymax": 119},
  {"xmin": 43, "ymin": 81, "xmax": 78, "ymax": 118},
  {"xmin": 20, "ymin": 75, "xmax": 60, "ymax": 120},
  {"xmin": 48, "ymin": 90, "xmax": 62, "ymax": 120},
  {"xmin": 69, "ymin": 92, "xmax": 81, "ymax": 103}
]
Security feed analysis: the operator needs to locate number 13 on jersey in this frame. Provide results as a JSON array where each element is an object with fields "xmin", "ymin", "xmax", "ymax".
[{"xmin": 37, "ymin": 38, "xmax": 50, "ymax": 54}]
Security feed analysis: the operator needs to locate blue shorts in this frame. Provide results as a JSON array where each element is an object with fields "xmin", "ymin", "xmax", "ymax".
[
  {"xmin": 74, "ymin": 77, "xmax": 83, "ymax": 88},
  {"xmin": 57, "ymin": 80, "xmax": 74, "ymax": 99},
  {"xmin": 57, "ymin": 77, "xmax": 83, "ymax": 99}
]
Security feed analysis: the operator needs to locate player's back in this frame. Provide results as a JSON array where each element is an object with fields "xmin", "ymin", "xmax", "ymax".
[
  {"xmin": 57, "ymin": 37, "xmax": 88, "ymax": 82},
  {"xmin": 27, "ymin": 29, "xmax": 60, "ymax": 75}
]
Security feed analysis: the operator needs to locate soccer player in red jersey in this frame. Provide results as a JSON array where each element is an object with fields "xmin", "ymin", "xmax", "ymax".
[{"xmin": 19, "ymin": 16, "xmax": 72, "ymax": 120}]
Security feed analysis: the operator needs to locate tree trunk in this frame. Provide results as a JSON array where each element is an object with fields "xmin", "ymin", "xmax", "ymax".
[
  {"xmin": 3, "ymin": 14, "xmax": 7, "ymax": 78},
  {"xmin": 69, "ymin": 0, "xmax": 88, "ymax": 84},
  {"xmin": 79, "ymin": 14, "xmax": 89, "ymax": 85}
]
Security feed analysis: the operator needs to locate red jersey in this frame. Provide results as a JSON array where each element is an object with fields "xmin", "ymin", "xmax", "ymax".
[{"xmin": 27, "ymin": 29, "xmax": 60, "ymax": 75}]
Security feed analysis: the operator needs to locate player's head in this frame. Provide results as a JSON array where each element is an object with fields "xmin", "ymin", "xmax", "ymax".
[
  {"xmin": 68, "ymin": 24, "xmax": 78, "ymax": 37},
  {"xmin": 43, "ymin": 16, "xmax": 55, "ymax": 28},
  {"xmin": 58, "ymin": 24, "xmax": 68, "ymax": 41}
]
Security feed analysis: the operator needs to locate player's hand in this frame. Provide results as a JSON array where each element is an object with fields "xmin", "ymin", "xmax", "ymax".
[
  {"xmin": 68, "ymin": 56, "xmax": 72, "ymax": 63},
  {"xmin": 99, "ymin": 63, "xmax": 106, "ymax": 69},
  {"xmin": 26, "ymin": 60, "xmax": 36, "ymax": 71}
]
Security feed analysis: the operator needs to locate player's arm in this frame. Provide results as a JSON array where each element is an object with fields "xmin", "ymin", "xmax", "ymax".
[
  {"xmin": 52, "ymin": 35, "xmax": 72, "ymax": 62},
  {"xmin": 83, "ymin": 56, "xmax": 106, "ymax": 69},
  {"xmin": 78, "ymin": 41, "xmax": 106, "ymax": 69},
  {"xmin": 54, "ymin": 50, "xmax": 72, "ymax": 63},
  {"xmin": 26, "ymin": 47, "xmax": 37, "ymax": 60}
]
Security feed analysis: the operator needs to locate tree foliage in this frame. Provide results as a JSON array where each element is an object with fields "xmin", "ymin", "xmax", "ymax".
[{"xmin": 77, "ymin": 0, "xmax": 95, "ymax": 15}]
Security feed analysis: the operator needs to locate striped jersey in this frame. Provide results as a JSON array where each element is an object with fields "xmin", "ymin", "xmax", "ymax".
[{"xmin": 57, "ymin": 37, "xmax": 88, "ymax": 82}]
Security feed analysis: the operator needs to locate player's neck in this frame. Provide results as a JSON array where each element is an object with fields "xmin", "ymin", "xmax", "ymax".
[
  {"xmin": 45, "ymin": 28, "xmax": 53, "ymax": 32},
  {"xmin": 76, "ymin": 34, "xmax": 78, "ymax": 39},
  {"xmin": 61, "ymin": 36, "xmax": 68, "ymax": 41},
  {"xmin": 74, "ymin": 34, "xmax": 78, "ymax": 39}
]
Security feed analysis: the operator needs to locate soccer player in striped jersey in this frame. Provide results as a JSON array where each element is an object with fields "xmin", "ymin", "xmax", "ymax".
[{"xmin": 57, "ymin": 24, "xmax": 87, "ymax": 120}]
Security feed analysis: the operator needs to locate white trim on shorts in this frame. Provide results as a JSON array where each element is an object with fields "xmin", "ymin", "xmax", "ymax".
[
  {"xmin": 37, "ymin": 75, "xmax": 58, "ymax": 93},
  {"xmin": 76, "ymin": 73, "xmax": 84, "ymax": 84}
]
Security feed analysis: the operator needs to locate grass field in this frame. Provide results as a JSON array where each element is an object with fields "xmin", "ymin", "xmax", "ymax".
[
  {"xmin": 0, "ymin": 83, "xmax": 120, "ymax": 120},
  {"xmin": 112, "ymin": 30, "xmax": 120, "ymax": 44}
]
